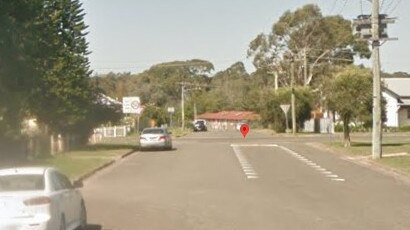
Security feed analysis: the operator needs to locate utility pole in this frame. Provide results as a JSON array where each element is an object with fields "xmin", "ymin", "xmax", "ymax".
[
  {"xmin": 194, "ymin": 103, "xmax": 197, "ymax": 121},
  {"xmin": 371, "ymin": 0, "xmax": 382, "ymax": 159},
  {"xmin": 181, "ymin": 84, "xmax": 185, "ymax": 131},
  {"xmin": 303, "ymin": 48, "xmax": 308, "ymax": 86},
  {"xmin": 291, "ymin": 59, "xmax": 296, "ymax": 135}
]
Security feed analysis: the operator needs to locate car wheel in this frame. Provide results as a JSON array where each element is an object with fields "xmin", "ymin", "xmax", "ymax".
[
  {"xmin": 59, "ymin": 215, "xmax": 66, "ymax": 230},
  {"xmin": 79, "ymin": 202, "xmax": 87, "ymax": 230}
]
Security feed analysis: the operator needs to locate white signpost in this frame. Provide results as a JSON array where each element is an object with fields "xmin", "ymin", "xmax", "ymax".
[
  {"xmin": 167, "ymin": 107, "xmax": 175, "ymax": 127},
  {"xmin": 280, "ymin": 104, "xmax": 291, "ymax": 132},
  {"xmin": 122, "ymin": 97, "xmax": 141, "ymax": 114},
  {"xmin": 122, "ymin": 97, "xmax": 142, "ymax": 134}
]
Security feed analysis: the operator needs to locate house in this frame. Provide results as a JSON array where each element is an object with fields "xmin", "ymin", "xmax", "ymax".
[
  {"xmin": 382, "ymin": 78, "xmax": 410, "ymax": 127},
  {"xmin": 197, "ymin": 111, "xmax": 260, "ymax": 130}
]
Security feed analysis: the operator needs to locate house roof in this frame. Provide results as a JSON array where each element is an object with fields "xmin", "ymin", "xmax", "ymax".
[
  {"xmin": 402, "ymin": 99, "xmax": 410, "ymax": 106},
  {"xmin": 383, "ymin": 78, "xmax": 410, "ymax": 106},
  {"xmin": 197, "ymin": 111, "xmax": 259, "ymax": 121},
  {"xmin": 97, "ymin": 94, "xmax": 122, "ymax": 106},
  {"xmin": 383, "ymin": 78, "xmax": 410, "ymax": 97}
]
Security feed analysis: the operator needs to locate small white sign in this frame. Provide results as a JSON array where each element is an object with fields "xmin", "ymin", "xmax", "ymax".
[
  {"xmin": 167, "ymin": 107, "xmax": 175, "ymax": 113},
  {"xmin": 122, "ymin": 97, "xmax": 141, "ymax": 114},
  {"xmin": 280, "ymin": 104, "xmax": 291, "ymax": 114}
]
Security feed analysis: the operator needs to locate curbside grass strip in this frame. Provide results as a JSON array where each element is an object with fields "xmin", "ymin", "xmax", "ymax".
[
  {"xmin": 307, "ymin": 142, "xmax": 410, "ymax": 186},
  {"xmin": 74, "ymin": 149, "xmax": 136, "ymax": 183}
]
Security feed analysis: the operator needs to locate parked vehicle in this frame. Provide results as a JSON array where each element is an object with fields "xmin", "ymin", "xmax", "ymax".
[
  {"xmin": 139, "ymin": 127, "xmax": 173, "ymax": 150},
  {"xmin": 236, "ymin": 122, "xmax": 246, "ymax": 131},
  {"xmin": 193, "ymin": 120, "xmax": 207, "ymax": 132},
  {"xmin": 0, "ymin": 167, "xmax": 87, "ymax": 230}
]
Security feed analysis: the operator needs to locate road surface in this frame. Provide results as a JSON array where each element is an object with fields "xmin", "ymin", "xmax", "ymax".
[{"xmin": 82, "ymin": 131, "xmax": 410, "ymax": 230}]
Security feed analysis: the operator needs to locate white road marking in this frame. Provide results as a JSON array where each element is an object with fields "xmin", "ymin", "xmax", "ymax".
[
  {"xmin": 247, "ymin": 175, "xmax": 259, "ymax": 179},
  {"xmin": 278, "ymin": 145, "xmax": 346, "ymax": 182},
  {"xmin": 231, "ymin": 143, "xmax": 345, "ymax": 182},
  {"xmin": 232, "ymin": 145, "xmax": 259, "ymax": 180},
  {"xmin": 231, "ymin": 144, "xmax": 278, "ymax": 147},
  {"xmin": 325, "ymin": 174, "xmax": 339, "ymax": 178}
]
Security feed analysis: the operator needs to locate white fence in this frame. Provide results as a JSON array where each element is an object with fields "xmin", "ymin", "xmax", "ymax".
[
  {"xmin": 303, "ymin": 118, "xmax": 334, "ymax": 133},
  {"xmin": 89, "ymin": 126, "xmax": 130, "ymax": 144},
  {"xmin": 94, "ymin": 126, "xmax": 130, "ymax": 137}
]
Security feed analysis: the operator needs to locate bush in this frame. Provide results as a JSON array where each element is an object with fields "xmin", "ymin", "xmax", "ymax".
[
  {"xmin": 259, "ymin": 87, "xmax": 314, "ymax": 133},
  {"xmin": 400, "ymin": 126, "xmax": 410, "ymax": 132}
]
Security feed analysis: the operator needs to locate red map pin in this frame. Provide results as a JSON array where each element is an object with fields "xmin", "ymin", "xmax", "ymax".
[{"xmin": 240, "ymin": 123, "xmax": 249, "ymax": 138}]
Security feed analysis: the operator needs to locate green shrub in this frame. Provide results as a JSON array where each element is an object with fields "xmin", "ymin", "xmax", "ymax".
[{"xmin": 399, "ymin": 126, "xmax": 410, "ymax": 132}]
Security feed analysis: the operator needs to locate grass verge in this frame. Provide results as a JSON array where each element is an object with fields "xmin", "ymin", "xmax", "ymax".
[
  {"xmin": 169, "ymin": 127, "xmax": 191, "ymax": 137},
  {"xmin": 27, "ymin": 148, "xmax": 133, "ymax": 180},
  {"xmin": 325, "ymin": 140, "xmax": 410, "ymax": 176}
]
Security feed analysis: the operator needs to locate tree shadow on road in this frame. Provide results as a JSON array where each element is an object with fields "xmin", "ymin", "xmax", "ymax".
[{"xmin": 87, "ymin": 224, "xmax": 102, "ymax": 230}]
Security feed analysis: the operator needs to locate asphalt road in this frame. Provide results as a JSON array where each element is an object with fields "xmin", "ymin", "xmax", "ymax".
[{"xmin": 82, "ymin": 131, "xmax": 410, "ymax": 230}]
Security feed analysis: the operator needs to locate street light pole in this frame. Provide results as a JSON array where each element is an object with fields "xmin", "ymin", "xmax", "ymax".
[{"xmin": 372, "ymin": 0, "xmax": 382, "ymax": 159}]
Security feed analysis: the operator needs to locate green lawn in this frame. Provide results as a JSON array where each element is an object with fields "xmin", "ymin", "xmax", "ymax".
[
  {"xmin": 378, "ymin": 156, "xmax": 410, "ymax": 174},
  {"xmin": 326, "ymin": 140, "xmax": 410, "ymax": 176},
  {"xmin": 25, "ymin": 147, "xmax": 134, "ymax": 180},
  {"xmin": 328, "ymin": 141, "xmax": 410, "ymax": 156}
]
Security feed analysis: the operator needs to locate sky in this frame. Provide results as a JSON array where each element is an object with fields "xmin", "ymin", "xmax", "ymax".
[{"xmin": 81, "ymin": 0, "xmax": 408, "ymax": 75}]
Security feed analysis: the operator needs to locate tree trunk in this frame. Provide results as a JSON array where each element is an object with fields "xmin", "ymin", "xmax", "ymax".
[
  {"xmin": 343, "ymin": 116, "xmax": 351, "ymax": 147},
  {"xmin": 57, "ymin": 134, "xmax": 64, "ymax": 153},
  {"xmin": 50, "ymin": 134, "xmax": 56, "ymax": 156}
]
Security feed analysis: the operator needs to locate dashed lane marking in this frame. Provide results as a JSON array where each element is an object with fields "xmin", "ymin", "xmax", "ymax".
[
  {"xmin": 230, "ymin": 144, "xmax": 346, "ymax": 182},
  {"xmin": 277, "ymin": 145, "xmax": 346, "ymax": 182},
  {"xmin": 231, "ymin": 145, "xmax": 259, "ymax": 179}
]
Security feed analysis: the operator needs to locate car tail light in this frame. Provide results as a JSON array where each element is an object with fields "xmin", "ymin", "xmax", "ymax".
[
  {"xmin": 159, "ymin": 135, "xmax": 166, "ymax": 140},
  {"xmin": 24, "ymin": 196, "xmax": 51, "ymax": 206}
]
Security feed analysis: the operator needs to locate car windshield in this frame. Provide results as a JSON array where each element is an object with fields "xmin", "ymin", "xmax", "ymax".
[
  {"xmin": 0, "ymin": 175, "xmax": 44, "ymax": 192},
  {"xmin": 142, "ymin": 129, "xmax": 165, "ymax": 134}
]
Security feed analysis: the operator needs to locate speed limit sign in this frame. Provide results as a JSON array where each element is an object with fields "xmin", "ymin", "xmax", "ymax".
[{"xmin": 122, "ymin": 97, "xmax": 141, "ymax": 114}]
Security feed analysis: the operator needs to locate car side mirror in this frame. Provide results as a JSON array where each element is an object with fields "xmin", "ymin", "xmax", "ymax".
[{"xmin": 73, "ymin": 180, "xmax": 83, "ymax": 188}]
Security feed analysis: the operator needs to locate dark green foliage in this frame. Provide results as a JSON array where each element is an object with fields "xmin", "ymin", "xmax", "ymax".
[
  {"xmin": 0, "ymin": 0, "xmax": 121, "ymax": 155},
  {"xmin": 325, "ymin": 65, "xmax": 373, "ymax": 146},
  {"xmin": 259, "ymin": 87, "xmax": 314, "ymax": 132}
]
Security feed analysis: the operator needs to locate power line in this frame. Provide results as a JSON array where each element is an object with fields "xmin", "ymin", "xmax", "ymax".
[
  {"xmin": 388, "ymin": 0, "xmax": 401, "ymax": 15},
  {"xmin": 383, "ymin": 0, "xmax": 397, "ymax": 14},
  {"xmin": 337, "ymin": 0, "xmax": 349, "ymax": 15},
  {"xmin": 360, "ymin": 0, "xmax": 364, "ymax": 15}
]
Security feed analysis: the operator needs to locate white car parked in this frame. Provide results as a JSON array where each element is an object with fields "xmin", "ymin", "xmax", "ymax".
[
  {"xmin": 0, "ymin": 167, "xmax": 87, "ymax": 230},
  {"xmin": 139, "ymin": 127, "xmax": 173, "ymax": 151}
]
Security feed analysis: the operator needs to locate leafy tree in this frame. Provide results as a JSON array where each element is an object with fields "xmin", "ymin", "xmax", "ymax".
[
  {"xmin": 325, "ymin": 66, "xmax": 373, "ymax": 147},
  {"xmin": 259, "ymin": 87, "xmax": 314, "ymax": 132},
  {"xmin": 127, "ymin": 59, "xmax": 214, "ymax": 107},
  {"xmin": 208, "ymin": 62, "xmax": 250, "ymax": 110},
  {"xmin": 247, "ymin": 4, "xmax": 370, "ymax": 88},
  {"xmin": 0, "ymin": 0, "xmax": 45, "ymax": 156}
]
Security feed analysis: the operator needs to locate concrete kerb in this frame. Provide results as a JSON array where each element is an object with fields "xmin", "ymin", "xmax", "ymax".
[
  {"xmin": 306, "ymin": 142, "xmax": 410, "ymax": 186},
  {"xmin": 74, "ymin": 149, "xmax": 137, "ymax": 183}
]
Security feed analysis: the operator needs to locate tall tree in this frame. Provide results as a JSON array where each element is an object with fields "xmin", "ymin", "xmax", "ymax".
[
  {"xmin": 0, "ymin": 0, "xmax": 44, "ymax": 155},
  {"xmin": 29, "ymin": 0, "xmax": 104, "ymax": 146},
  {"xmin": 247, "ymin": 4, "xmax": 370, "ymax": 87}
]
